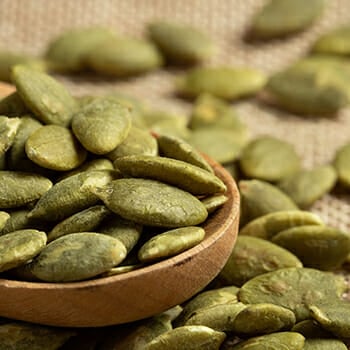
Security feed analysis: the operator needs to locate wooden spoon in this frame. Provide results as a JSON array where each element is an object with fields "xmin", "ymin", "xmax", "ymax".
[{"xmin": 0, "ymin": 82, "xmax": 240, "ymax": 327}]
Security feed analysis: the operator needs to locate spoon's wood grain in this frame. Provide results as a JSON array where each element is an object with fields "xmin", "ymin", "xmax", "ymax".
[{"xmin": 0, "ymin": 82, "xmax": 240, "ymax": 327}]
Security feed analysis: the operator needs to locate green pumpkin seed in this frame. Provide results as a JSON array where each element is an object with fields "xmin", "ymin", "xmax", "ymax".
[
  {"xmin": 45, "ymin": 27, "xmax": 118, "ymax": 72},
  {"xmin": 0, "ymin": 229, "xmax": 46, "ymax": 272},
  {"xmin": 227, "ymin": 332, "xmax": 305, "ymax": 350},
  {"xmin": 0, "ymin": 171, "xmax": 52, "ymax": 209},
  {"xmin": 0, "ymin": 92, "xmax": 30, "ymax": 117},
  {"xmin": 99, "ymin": 215, "xmax": 142, "ymax": 253},
  {"xmin": 138, "ymin": 226, "xmax": 205, "ymax": 263},
  {"xmin": 291, "ymin": 320, "xmax": 333, "ymax": 338},
  {"xmin": 239, "ymin": 267, "xmax": 343, "ymax": 321},
  {"xmin": 28, "ymin": 170, "xmax": 117, "ymax": 222},
  {"xmin": 0, "ymin": 211, "xmax": 9, "ymax": 231},
  {"xmin": 239, "ymin": 180, "xmax": 298, "ymax": 227},
  {"xmin": 174, "ymin": 286, "xmax": 239, "ymax": 327},
  {"xmin": 47, "ymin": 205, "xmax": 111, "ymax": 242},
  {"xmin": 149, "ymin": 119, "xmax": 191, "ymax": 140},
  {"xmin": 185, "ymin": 301, "xmax": 246, "ymax": 332},
  {"xmin": 304, "ymin": 339, "xmax": 347, "ymax": 350},
  {"xmin": 249, "ymin": 0, "xmax": 324, "ymax": 39},
  {"xmin": 201, "ymin": 194, "xmax": 228, "ymax": 214},
  {"xmin": 148, "ymin": 21, "xmax": 214, "ymax": 65},
  {"xmin": 188, "ymin": 128, "xmax": 246, "ymax": 164},
  {"xmin": 272, "ymin": 225, "xmax": 350, "ymax": 270},
  {"xmin": 0, "ymin": 321, "xmax": 75, "ymax": 350},
  {"xmin": 278, "ymin": 165, "xmax": 337, "ymax": 208},
  {"xmin": 218, "ymin": 236, "xmax": 302, "ymax": 287},
  {"xmin": 12, "ymin": 65, "xmax": 78, "ymax": 126},
  {"xmin": 232, "ymin": 303, "xmax": 296, "ymax": 336},
  {"xmin": 176, "ymin": 67, "xmax": 266, "ymax": 100},
  {"xmin": 30, "ymin": 232, "xmax": 127, "ymax": 282},
  {"xmin": 333, "ymin": 142, "xmax": 350, "ymax": 188},
  {"xmin": 102, "ymin": 264, "xmax": 142, "ymax": 277},
  {"xmin": 157, "ymin": 134, "xmax": 213, "ymax": 173},
  {"xmin": 266, "ymin": 66, "xmax": 348, "ymax": 115},
  {"xmin": 309, "ymin": 301, "xmax": 350, "ymax": 338},
  {"xmin": 114, "ymin": 155, "xmax": 226, "ymax": 195},
  {"xmin": 107, "ymin": 126, "xmax": 157, "ymax": 161},
  {"xmin": 313, "ymin": 26, "xmax": 350, "ymax": 56},
  {"xmin": 93, "ymin": 178, "xmax": 208, "ymax": 227},
  {"xmin": 86, "ymin": 38, "xmax": 163, "ymax": 77},
  {"xmin": 143, "ymin": 109, "xmax": 187, "ymax": 129},
  {"xmin": 239, "ymin": 210, "xmax": 324, "ymax": 240},
  {"xmin": 0, "ymin": 116, "xmax": 20, "ymax": 154},
  {"xmin": 239, "ymin": 136, "xmax": 300, "ymax": 182},
  {"xmin": 145, "ymin": 325, "xmax": 226, "ymax": 350},
  {"xmin": 71, "ymin": 97, "xmax": 131, "ymax": 155},
  {"xmin": 25, "ymin": 125, "xmax": 87, "ymax": 171}
]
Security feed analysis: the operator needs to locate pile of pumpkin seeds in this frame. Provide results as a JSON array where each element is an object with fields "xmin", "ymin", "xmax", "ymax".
[{"xmin": 1, "ymin": 0, "xmax": 350, "ymax": 348}]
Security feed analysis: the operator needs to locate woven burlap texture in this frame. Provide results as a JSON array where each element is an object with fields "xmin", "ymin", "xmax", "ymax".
[{"xmin": 1, "ymin": 0, "xmax": 350, "ymax": 279}]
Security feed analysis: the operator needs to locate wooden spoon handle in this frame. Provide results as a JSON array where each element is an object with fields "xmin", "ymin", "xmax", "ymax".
[{"xmin": 0, "ymin": 82, "xmax": 15, "ymax": 97}]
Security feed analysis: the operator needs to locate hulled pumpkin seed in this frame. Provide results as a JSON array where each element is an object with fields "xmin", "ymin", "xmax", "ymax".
[
  {"xmin": 0, "ymin": 211, "xmax": 9, "ymax": 231},
  {"xmin": 232, "ymin": 303, "xmax": 296, "ymax": 336},
  {"xmin": 176, "ymin": 67, "xmax": 266, "ymax": 100},
  {"xmin": 86, "ymin": 38, "xmax": 163, "ymax": 77},
  {"xmin": 12, "ymin": 65, "xmax": 77, "ymax": 126},
  {"xmin": 145, "ymin": 325, "xmax": 226, "ymax": 350},
  {"xmin": 333, "ymin": 142, "xmax": 350, "ymax": 188},
  {"xmin": 239, "ymin": 267, "xmax": 343, "ymax": 321},
  {"xmin": 249, "ymin": 0, "xmax": 324, "ymax": 39},
  {"xmin": 71, "ymin": 97, "xmax": 131, "ymax": 155},
  {"xmin": 291, "ymin": 319, "xmax": 333, "ymax": 338},
  {"xmin": 218, "ymin": 236, "xmax": 302, "ymax": 287},
  {"xmin": 47, "ymin": 205, "xmax": 111, "ymax": 242},
  {"xmin": 201, "ymin": 194, "xmax": 228, "ymax": 214},
  {"xmin": 313, "ymin": 26, "xmax": 350, "ymax": 56},
  {"xmin": 0, "ymin": 229, "xmax": 47, "ymax": 272},
  {"xmin": 272, "ymin": 225, "xmax": 350, "ymax": 270},
  {"xmin": 239, "ymin": 210, "xmax": 324, "ymax": 240},
  {"xmin": 309, "ymin": 301, "xmax": 350, "ymax": 338},
  {"xmin": 114, "ymin": 155, "xmax": 226, "ymax": 195},
  {"xmin": 93, "ymin": 178, "xmax": 208, "ymax": 227},
  {"xmin": 30, "ymin": 232, "xmax": 127, "ymax": 282},
  {"xmin": 25, "ymin": 125, "xmax": 87, "ymax": 171},
  {"xmin": 0, "ymin": 171, "xmax": 52, "ymax": 209},
  {"xmin": 278, "ymin": 165, "xmax": 337, "ymax": 208},
  {"xmin": 138, "ymin": 226, "xmax": 205, "ymax": 263},
  {"xmin": 102, "ymin": 264, "xmax": 143, "ymax": 277},
  {"xmin": 148, "ymin": 21, "xmax": 214, "ymax": 65},
  {"xmin": 239, "ymin": 179, "xmax": 298, "ymax": 226},
  {"xmin": 0, "ymin": 116, "xmax": 21, "ymax": 154},
  {"xmin": 0, "ymin": 92, "xmax": 30, "ymax": 117},
  {"xmin": 304, "ymin": 339, "xmax": 347, "ymax": 350},
  {"xmin": 239, "ymin": 136, "xmax": 300, "ymax": 182}
]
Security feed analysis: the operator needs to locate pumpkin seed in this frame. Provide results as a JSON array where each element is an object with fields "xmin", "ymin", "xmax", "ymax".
[
  {"xmin": 0, "ymin": 92, "xmax": 30, "ymax": 117},
  {"xmin": 291, "ymin": 319, "xmax": 333, "ymax": 338},
  {"xmin": 0, "ymin": 116, "xmax": 21, "ymax": 154},
  {"xmin": 304, "ymin": 339, "xmax": 347, "ymax": 350},
  {"xmin": 313, "ymin": 26, "xmax": 350, "ymax": 56},
  {"xmin": 333, "ymin": 142, "xmax": 350, "ymax": 188},
  {"xmin": 201, "ymin": 194, "xmax": 228, "ymax": 214}
]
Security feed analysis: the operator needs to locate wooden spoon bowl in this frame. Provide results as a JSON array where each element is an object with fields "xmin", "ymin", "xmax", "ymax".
[{"xmin": 0, "ymin": 83, "xmax": 240, "ymax": 327}]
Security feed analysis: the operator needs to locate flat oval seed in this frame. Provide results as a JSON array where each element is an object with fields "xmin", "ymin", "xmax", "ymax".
[
  {"xmin": 304, "ymin": 339, "xmax": 347, "ymax": 350},
  {"xmin": 30, "ymin": 232, "xmax": 127, "ymax": 282},
  {"xmin": 0, "ymin": 322, "xmax": 75, "ymax": 350},
  {"xmin": 201, "ymin": 194, "xmax": 228, "ymax": 214},
  {"xmin": 313, "ymin": 26, "xmax": 350, "ymax": 56},
  {"xmin": 239, "ymin": 267, "xmax": 342, "ymax": 322},
  {"xmin": 138, "ymin": 226, "xmax": 205, "ymax": 263},
  {"xmin": 0, "ymin": 171, "xmax": 52, "ymax": 209},
  {"xmin": 12, "ymin": 65, "xmax": 77, "ymax": 126},
  {"xmin": 93, "ymin": 178, "xmax": 208, "ymax": 227},
  {"xmin": 0, "ymin": 211, "xmax": 9, "ymax": 230},
  {"xmin": 239, "ymin": 180, "xmax": 298, "ymax": 227},
  {"xmin": 25, "ymin": 125, "xmax": 87, "ymax": 171},
  {"xmin": 148, "ymin": 21, "xmax": 214, "ymax": 65},
  {"xmin": 272, "ymin": 225, "xmax": 350, "ymax": 270},
  {"xmin": 278, "ymin": 165, "xmax": 337, "ymax": 208},
  {"xmin": 291, "ymin": 319, "xmax": 333, "ymax": 338},
  {"xmin": 107, "ymin": 126, "xmax": 157, "ymax": 161},
  {"xmin": 0, "ymin": 116, "xmax": 21, "ymax": 154},
  {"xmin": 218, "ymin": 236, "xmax": 302, "ymax": 287},
  {"xmin": 71, "ymin": 97, "xmax": 131, "ymax": 155},
  {"xmin": 145, "ymin": 325, "xmax": 226, "ymax": 350},
  {"xmin": 47, "ymin": 205, "xmax": 111, "ymax": 242},
  {"xmin": 239, "ymin": 136, "xmax": 300, "ymax": 182},
  {"xmin": 0, "ymin": 92, "xmax": 30, "ymax": 117},
  {"xmin": 333, "ymin": 142, "xmax": 350, "ymax": 188},
  {"xmin": 249, "ymin": 0, "xmax": 324, "ymax": 39},
  {"xmin": 239, "ymin": 210, "xmax": 324, "ymax": 240},
  {"xmin": 28, "ymin": 170, "xmax": 117, "ymax": 222},
  {"xmin": 309, "ymin": 301, "xmax": 350, "ymax": 339},
  {"xmin": 228, "ymin": 332, "xmax": 305, "ymax": 350},
  {"xmin": 114, "ymin": 155, "xmax": 226, "ymax": 195},
  {"xmin": 0, "ymin": 229, "xmax": 47, "ymax": 272},
  {"xmin": 157, "ymin": 134, "xmax": 213, "ymax": 173},
  {"xmin": 176, "ymin": 67, "xmax": 266, "ymax": 100},
  {"xmin": 232, "ymin": 303, "xmax": 296, "ymax": 336}
]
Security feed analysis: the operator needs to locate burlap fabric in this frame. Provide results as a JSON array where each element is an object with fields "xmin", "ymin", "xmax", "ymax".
[{"xmin": 1, "ymin": 0, "xmax": 350, "ymax": 330}]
